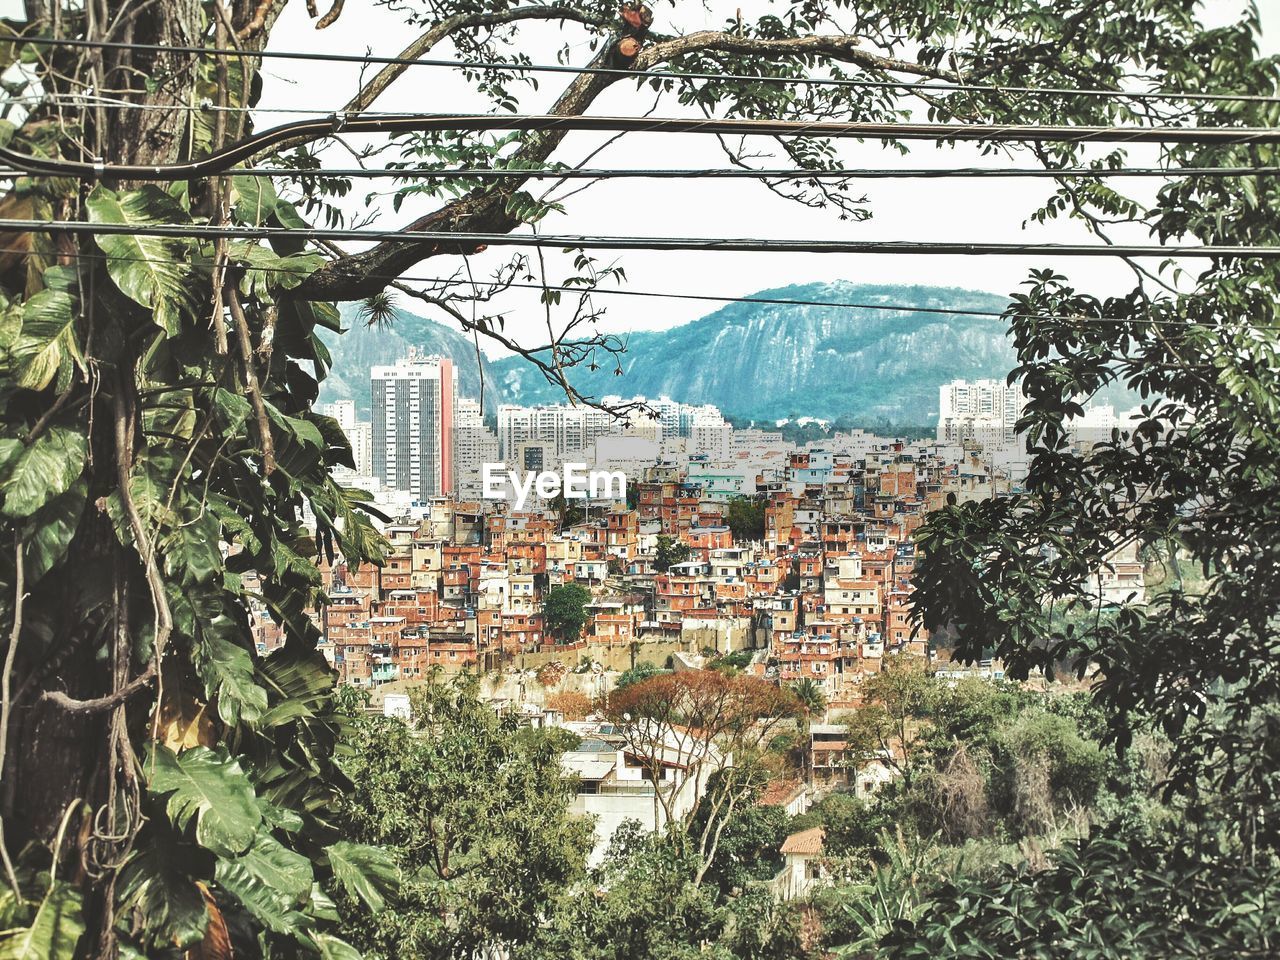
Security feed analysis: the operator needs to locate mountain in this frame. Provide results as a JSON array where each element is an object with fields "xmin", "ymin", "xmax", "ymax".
[
  {"xmin": 491, "ymin": 282, "xmax": 1017, "ymax": 425},
  {"xmin": 317, "ymin": 303, "xmax": 499, "ymax": 419},
  {"xmin": 317, "ymin": 282, "xmax": 1041, "ymax": 425}
]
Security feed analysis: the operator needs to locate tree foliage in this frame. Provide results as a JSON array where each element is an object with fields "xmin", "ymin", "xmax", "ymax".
[
  {"xmin": 334, "ymin": 675, "xmax": 593, "ymax": 959},
  {"xmin": 654, "ymin": 534, "xmax": 691, "ymax": 572},
  {"xmin": 0, "ymin": 0, "xmax": 1275, "ymax": 954},
  {"xmin": 724, "ymin": 497, "xmax": 767, "ymax": 543},
  {"xmin": 544, "ymin": 582, "xmax": 593, "ymax": 644}
]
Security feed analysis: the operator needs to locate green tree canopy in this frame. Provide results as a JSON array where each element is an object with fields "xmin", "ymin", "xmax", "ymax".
[
  {"xmin": 544, "ymin": 582, "xmax": 593, "ymax": 644},
  {"xmin": 654, "ymin": 535, "xmax": 692, "ymax": 572},
  {"xmin": 725, "ymin": 496, "xmax": 767, "ymax": 542},
  {"xmin": 335, "ymin": 674, "xmax": 593, "ymax": 959}
]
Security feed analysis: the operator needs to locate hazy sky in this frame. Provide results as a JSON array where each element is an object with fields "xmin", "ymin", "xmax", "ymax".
[
  {"xmin": 253, "ymin": 0, "xmax": 1279, "ymax": 349},
  {"xmin": 4, "ymin": 0, "xmax": 1277, "ymax": 350}
]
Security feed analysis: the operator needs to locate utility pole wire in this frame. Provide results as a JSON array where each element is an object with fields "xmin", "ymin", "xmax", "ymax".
[
  {"xmin": 5, "ymin": 164, "xmax": 1275, "ymax": 181},
  {"xmin": 1, "ymin": 218, "xmax": 1276, "ymax": 259},
  {"xmin": 3, "ymin": 113, "xmax": 1280, "ymax": 181},
  {"xmin": 15, "ymin": 34, "xmax": 1280, "ymax": 106}
]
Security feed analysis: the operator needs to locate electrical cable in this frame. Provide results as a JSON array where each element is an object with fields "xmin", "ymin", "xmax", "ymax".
[
  {"xmin": 0, "ymin": 242, "xmax": 1267, "ymax": 332},
  {"xmin": 0, "ymin": 217, "xmax": 1275, "ymax": 259},
  {"xmin": 2, "ymin": 112, "xmax": 1278, "ymax": 181},
  {"xmin": 15, "ymin": 34, "xmax": 1280, "ymax": 107},
  {"xmin": 3, "ymin": 164, "xmax": 1273, "ymax": 181}
]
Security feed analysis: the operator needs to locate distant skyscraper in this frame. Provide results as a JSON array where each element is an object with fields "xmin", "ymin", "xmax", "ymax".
[
  {"xmin": 347, "ymin": 422, "xmax": 373, "ymax": 477},
  {"xmin": 937, "ymin": 378, "xmax": 1024, "ymax": 446},
  {"xmin": 496, "ymin": 403, "xmax": 614, "ymax": 459},
  {"xmin": 372, "ymin": 354, "xmax": 454, "ymax": 500},
  {"xmin": 452, "ymin": 398, "xmax": 499, "ymax": 499},
  {"xmin": 321, "ymin": 399, "xmax": 357, "ymax": 433}
]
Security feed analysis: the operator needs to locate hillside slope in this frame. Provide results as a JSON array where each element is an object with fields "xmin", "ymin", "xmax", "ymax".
[{"xmin": 492, "ymin": 282, "xmax": 1016, "ymax": 424}]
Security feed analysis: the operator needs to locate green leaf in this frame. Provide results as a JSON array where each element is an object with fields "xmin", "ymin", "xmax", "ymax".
[
  {"xmin": 24, "ymin": 478, "xmax": 86, "ymax": 582},
  {"xmin": 194, "ymin": 626, "xmax": 269, "ymax": 726},
  {"xmin": 11, "ymin": 289, "xmax": 83, "ymax": 391},
  {"xmin": 325, "ymin": 841, "xmax": 398, "ymax": 913},
  {"xmin": 230, "ymin": 175, "xmax": 278, "ymax": 227},
  {"xmin": 116, "ymin": 836, "xmax": 208, "ymax": 949},
  {"xmin": 86, "ymin": 185, "xmax": 195, "ymax": 336},
  {"xmin": 0, "ymin": 426, "xmax": 87, "ymax": 519},
  {"xmin": 145, "ymin": 744, "xmax": 262, "ymax": 857},
  {"xmin": 214, "ymin": 832, "xmax": 313, "ymax": 936},
  {"xmin": 227, "ymin": 242, "xmax": 324, "ymax": 297},
  {"xmin": 309, "ymin": 934, "xmax": 363, "ymax": 960},
  {"xmin": 0, "ymin": 883, "xmax": 84, "ymax": 960},
  {"xmin": 228, "ymin": 831, "xmax": 313, "ymax": 902}
]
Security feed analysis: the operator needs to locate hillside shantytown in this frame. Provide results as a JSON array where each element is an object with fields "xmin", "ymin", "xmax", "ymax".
[
  {"xmin": 242, "ymin": 357, "xmax": 1146, "ymax": 875},
  {"xmin": 3, "ymin": 0, "xmax": 1278, "ymax": 956}
]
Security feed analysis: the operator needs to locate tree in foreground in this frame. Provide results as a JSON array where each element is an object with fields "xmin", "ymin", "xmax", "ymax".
[
  {"xmin": 606, "ymin": 669, "xmax": 799, "ymax": 884},
  {"xmin": 0, "ymin": 0, "xmax": 1274, "ymax": 955},
  {"xmin": 336, "ymin": 675, "xmax": 592, "ymax": 959}
]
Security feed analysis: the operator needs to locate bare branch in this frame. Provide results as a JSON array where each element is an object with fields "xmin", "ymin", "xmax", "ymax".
[{"xmin": 315, "ymin": 0, "xmax": 345, "ymax": 30}]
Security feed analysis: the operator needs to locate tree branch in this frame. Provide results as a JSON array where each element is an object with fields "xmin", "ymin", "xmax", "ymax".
[
  {"xmin": 40, "ymin": 664, "xmax": 157, "ymax": 716},
  {"xmin": 266, "ymin": 5, "xmax": 611, "ymax": 156},
  {"xmin": 293, "ymin": 28, "xmax": 956, "ymax": 301}
]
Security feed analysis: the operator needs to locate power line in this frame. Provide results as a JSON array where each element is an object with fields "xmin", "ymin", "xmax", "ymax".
[
  {"xmin": 0, "ymin": 242, "xmax": 1269, "ymax": 332},
  {"xmin": 4, "ymin": 163, "xmax": 1272, "ymax": 181},
  {"xmin": 15, "ymin": 34, "xmax": 1280, "ymax": 107},
  {"xmin": 2, "ymin": 112, "xmax": 1279, "ymax": 181},
  {"xmin": 1, "ymin": 217, "xmax": 1275, "ymax": 259}
]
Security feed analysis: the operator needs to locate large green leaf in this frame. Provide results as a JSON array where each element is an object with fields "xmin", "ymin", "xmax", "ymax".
[
  {"xmin": 325, "ymin": 841, "xmax": 399, "ymax": 913},
  {"xmin": 24, "ymin": 478, "xmax": 86, "ymax": 582},
  {"xmin": 227, "ymin": 242, "xmax": 324, "ymax": 298},
  {"xmin": 214, "ymin": 830, "xmax": 313, "ymax": 936},
  {"xmin": 116, "ymin": 835, "xmax": 208, "ymax": 949},
  {"xmin": 309, "ymin": 934, "xmax": 363, "ymax": 960},
  {"xmin": 194, "ymin": 624, "xmax": 269, "ymax": 726},
  {"xmin": 10, "ymin": 289, "xmax": 83, "ymax": 391},
  {"xmin": 86, "ymin": 185, "xmax": 195, "ymax": 336},
  {"xmin": 146, "ymin": 745, "xmax": 262, "ymax": 857},
  {"xmin": 0, "ymin": 426, "xmax": 87, "ymax": 519},
  {"xmin": 230, "ymin": 175, "xmax": 278, "ymax": 227},
  {"xmin": 0, "ymin": 883, "xmax": 84, "ymax": 960}
]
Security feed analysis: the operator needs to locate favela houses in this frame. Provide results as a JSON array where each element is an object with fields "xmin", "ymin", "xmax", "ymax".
[{"xmin": 1, "ymin": 0, "xmax": 1279, "ymax": 957}]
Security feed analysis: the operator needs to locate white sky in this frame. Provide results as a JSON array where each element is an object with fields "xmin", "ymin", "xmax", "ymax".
[{"xmin": 4, "ymin": 0, "xmax": 1277, "ymax": 349}]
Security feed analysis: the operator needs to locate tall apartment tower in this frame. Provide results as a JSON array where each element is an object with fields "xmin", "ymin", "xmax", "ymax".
[
  {"xmin": 372, "ymin": 354, "xmax": 454, "ymax": 500},
  {"xmin": 452, "ymin": 398, "xmax": 499, "ymax": 499},
  {"xmin": 937, "ymin": 378, "xmax": 1024, "ymax": 446}
]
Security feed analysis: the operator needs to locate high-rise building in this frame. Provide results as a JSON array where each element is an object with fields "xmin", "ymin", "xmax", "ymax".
[
  {"xmin": 347, "ymin": 422, "xmax": 373, "ymax": 477},
  {"xmin": 372, "ymin": 354, "xmax": 454, "ymax": 500},
  {"xmin": 452, "ymin": 398, "xmax": 499, "ymax": 499},
  {"xmin": 937, "ymin": 378, "xmax": 1025, "ymax": 446},
  {"xmin": 497, "ymin": 403, "xmax": 615, "ymax": 459},
  {"xmin": 321, "ymin": 400, "xmax": 373, "ymax": 479},
  {"xmin": 320, "ymin": 399, "xmax": 357, "ymax": 433}
]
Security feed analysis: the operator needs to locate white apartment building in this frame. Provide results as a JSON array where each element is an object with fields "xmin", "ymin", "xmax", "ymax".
[
  {"xmin": 372, "ymin": 354, "xmax": 455, "ymax": 500},
  {"xmin": 937, "ymin": 377, "xmax": 1025, "ymax": 447},
  {"xmin": 321, "ymin": 400, "xmax": 373, "ymax": 477},
  {"xmin": 497, "ymin": 403, "xmax": 615, "ymax": 459},
  {"xmin": 452, "ymin": 398, "xmax": 499, "ymax": 499}
]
